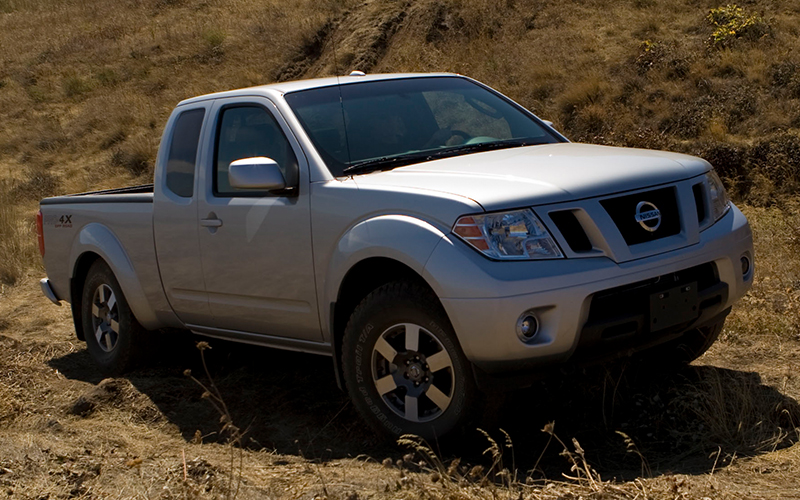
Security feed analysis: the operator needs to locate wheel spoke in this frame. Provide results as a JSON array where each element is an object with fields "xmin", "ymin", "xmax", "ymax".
[
  {"xmin": 404, "ymin": 324, "xmax": 420, "ymax": 352},
  {"xmin": 98, "ymin": 286, "xmax": 106, "ymax": 303},
  {"xmin": 374, "ymin": 336, "xmax": 397, "ymax": 362},
  {"xmin": 375, "ymin": 375, "xmax": 397, "ymax": 395},
  {"xmin": 92, "ymin": 303, "xmax": 100, "ymax": 317},
  {"xmin": 425, "ymin": 384, "xmax": 452, "ymax": 411},
  {"xmin": 106, "ymin": 291, "xmax": 116, "ymax": 311},
  {"xmin": 95, "ymin": 325, "xmax": 104, "ymax": 343},
  {"xmin": 103, "ymin": 331, "xmax": 113, "ymax": 350},
  {"xmin": 426, "ymin": 350, "xmax": 452, "ymax": 373},
  {"xmin": 404, "ymin": 395, "xmax": 419, "ymax": 422},
  {"xmin": 109, "ymin": 319, "xmax": 120, "ymax": 334}
]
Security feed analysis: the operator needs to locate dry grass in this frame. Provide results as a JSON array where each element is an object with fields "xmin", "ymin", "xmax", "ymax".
[
  {"xmin": 724, "ymin": 203, "xmax": 800, "ymax": 342},
  {"xmin": 0, "ymin": 181, "xmax": 40, "ymax": 286}
]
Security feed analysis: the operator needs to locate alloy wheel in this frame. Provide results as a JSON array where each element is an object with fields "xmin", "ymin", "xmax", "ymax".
[
  {"xmin": 371, "ymin": 323, "xmax": 455, "ymax": 423},
  {"xmin": 90, "ymin": 284, "xmax": 120, "ymax": 353}
]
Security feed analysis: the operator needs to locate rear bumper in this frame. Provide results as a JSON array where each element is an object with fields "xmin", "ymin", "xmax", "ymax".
[
  {"xmin": 40, "ymin": 278, "xmax": 62, "ymax": 305},
  {"xmin": 425, "ymin": 204, "xmax": 753, "ymax": 374}
]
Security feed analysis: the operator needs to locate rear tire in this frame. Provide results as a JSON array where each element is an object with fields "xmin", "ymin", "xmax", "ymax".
[
  {"xmin": 81, "ymin": 260, "xmax": 145, "ymax": 376},
  {"xmin": 342, "ymin": 281, "xmax": 479, "ymax": 442}
]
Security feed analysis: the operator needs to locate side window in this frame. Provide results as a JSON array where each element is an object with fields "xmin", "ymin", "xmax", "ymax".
[
  {"xmin": 165, "ymin": 108, "xmax": 205, "ymax": 198},
  {"xmin": 214, "ymin": 106, "xmax": 299, "ymax": 196}
]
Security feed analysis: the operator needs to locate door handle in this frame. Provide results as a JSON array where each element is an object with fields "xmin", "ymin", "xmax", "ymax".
[
  {"xmin": 200, "ymin": 218, "xmax": 223, "ymax": 228},
  {"xmin": 200, "ymin": 213, "xmax": 223, "ymax": 228}
]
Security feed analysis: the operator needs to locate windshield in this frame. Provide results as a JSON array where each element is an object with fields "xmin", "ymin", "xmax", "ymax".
[{"xmin": 284, "ymin": 76, "xmax": 562, "ymax": 176}]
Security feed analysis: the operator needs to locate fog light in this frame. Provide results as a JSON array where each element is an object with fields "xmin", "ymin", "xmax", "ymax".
[
  {"xmin": 516, "ymin": 312, "xmax": 540, "ymax": 341},
  {"xmin": 741, "ymin": 255, "xmax": 751, "ymax": 277}
]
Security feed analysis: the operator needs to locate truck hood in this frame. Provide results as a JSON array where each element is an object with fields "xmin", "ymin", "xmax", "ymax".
[{"xmin": 351, "ymin": 143, "xmax": 710, "ymax": 211}]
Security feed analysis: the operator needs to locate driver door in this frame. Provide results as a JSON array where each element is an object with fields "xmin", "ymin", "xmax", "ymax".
[{"xmin": 195, "ymin": 97, "xmax": 321, "ymax": 342}]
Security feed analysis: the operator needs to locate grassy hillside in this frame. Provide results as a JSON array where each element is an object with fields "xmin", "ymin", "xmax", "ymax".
[{"xmin": 2, "ymin": 0, "xmax": 800, "ymax": 283}]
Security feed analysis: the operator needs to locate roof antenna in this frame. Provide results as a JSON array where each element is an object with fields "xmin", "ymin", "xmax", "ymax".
[
  {"xmin": 331, "ymin": 21, "xmax": 341, "ymax": 77},
  {"xmin": 330, "ymin": 24, "xmax": 353, "ymax": 169}
]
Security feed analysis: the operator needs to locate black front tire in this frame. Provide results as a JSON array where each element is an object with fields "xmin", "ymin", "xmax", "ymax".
[
  {"xmin": 81, "ymin": 260, "xmax": 145, "ymax": 376},
  {"xmin": 342, "ymin": 281, "xmax": 480, "ymax": 442},
  {"xmin": 644, "ymin": 316, "xmax": 727, "ymax": 368}
]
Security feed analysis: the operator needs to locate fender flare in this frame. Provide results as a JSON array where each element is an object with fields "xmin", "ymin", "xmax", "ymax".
[
  {"xmin": 322, "ymin": 215, "xmax": 448, "ymax": 336},
  {"xmin": 68, "ymin": 223, "xmax": 160, "ymax": 329}
]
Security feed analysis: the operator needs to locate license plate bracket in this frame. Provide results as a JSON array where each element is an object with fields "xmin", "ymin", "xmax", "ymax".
[{"xmin": 649, "ymin": 282, "xmax": 699, "ymax": 332}]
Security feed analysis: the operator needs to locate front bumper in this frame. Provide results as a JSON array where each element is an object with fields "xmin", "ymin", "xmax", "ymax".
[{"xmin": 423, "ymin": 204, "xmax": 753, "ymax": 373}]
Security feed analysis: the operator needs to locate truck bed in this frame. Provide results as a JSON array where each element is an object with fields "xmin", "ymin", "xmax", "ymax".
[
  {"xmin": 40, "ymin": 184, "xmax": 154, "ymax": 205},
  {"xmin": 39, "ymin": 185, "xmax": 167, "ymax": 329}
]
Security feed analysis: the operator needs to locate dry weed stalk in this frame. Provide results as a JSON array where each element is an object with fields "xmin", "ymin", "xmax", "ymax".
[
  {"xmin": 399, "ymin": 423, "xmax": 648, "ymax": 500},
  {"xmin": 184, "ymin": 341, "xmax": 244, "ymax": 500},
  {"xmin": 674, "ymin": 368, "xmax": 800, "ymax": 455},
  {"xmin": 615, "ymin": 431, "xmax": 651, "ymax": 478}
]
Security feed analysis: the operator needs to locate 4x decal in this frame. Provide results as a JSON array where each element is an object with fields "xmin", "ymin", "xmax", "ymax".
[{"xmin": 53, "ymin": 215, "xmax": 73, "ymax": 228}]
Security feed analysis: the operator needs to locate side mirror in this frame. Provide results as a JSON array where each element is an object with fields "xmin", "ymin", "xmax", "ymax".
[{"xmin": 228, "ymin": 157, "xmax": 286, "ymax": 191}]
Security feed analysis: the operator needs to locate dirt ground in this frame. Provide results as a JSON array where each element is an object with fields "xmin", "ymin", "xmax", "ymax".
[{"xmin": 2, "ymin": 205, "xmax": 800, "ymax": 499}]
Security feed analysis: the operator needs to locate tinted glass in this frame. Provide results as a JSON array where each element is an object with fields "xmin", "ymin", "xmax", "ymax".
[
  {"xmin": 285, "ymin": 77, "xmax": 561, "ymax": 176},
  {"xmin": 214, "ymin": 106, "xmax": 299, "ymax": 196},
  {"xmin": 165, "ymin": 108, "xmax": 205, "ymax": 198}
]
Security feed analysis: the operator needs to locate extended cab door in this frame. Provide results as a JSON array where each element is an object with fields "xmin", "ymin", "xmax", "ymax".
[
  {"xmin": 194, "ymin": 97, "xmax": 321, "ymax": 342},
  {"xmin": 153, "ymin": 103, "xmax": 213, "ymax": 326}
]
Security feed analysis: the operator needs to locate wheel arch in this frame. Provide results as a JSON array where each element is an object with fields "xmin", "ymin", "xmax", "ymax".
[
  {"xmin": 330, "ymin": 256, "xmax": 450, "ymax": 390},
  {"xmin": 69, "ymin": 251, "xmax": 103, "ymax": 341},
  {"xmin": 68, "ymin": 223, "xmax": 159, "ymax": 333}
]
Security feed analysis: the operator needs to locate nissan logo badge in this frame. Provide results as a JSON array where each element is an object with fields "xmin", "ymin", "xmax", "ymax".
[{"xmin": 635, "ymin": 201, "xmax": 661, "ymax": 232}]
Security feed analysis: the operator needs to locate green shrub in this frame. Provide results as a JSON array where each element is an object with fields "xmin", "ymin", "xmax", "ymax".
[
  {"xmin": 635, "ymin": 40, "xmax": 664, "ymax": 73},
  {"xmin": 26, "ymin": 85, "xmax": 48, "ymax": 103},
  {"xmin": 202, "ymin": 28, "xmax": 226, "ymax": 55},
  {"xmin": 62, "ymin": 75, "xmax": 92, "ymax": 97},
  {"xmin": 707, "ymin": 4, "xmax": 770, "ymax": 47},
  {"xmin": 95, "ymin": 68, "xmax": 121, "ymax": 87}
]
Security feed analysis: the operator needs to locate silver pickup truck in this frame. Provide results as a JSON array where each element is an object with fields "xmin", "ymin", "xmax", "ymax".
[{"xmin": 38, "ymin": 73, "xmax": 754, "ymax": 439}]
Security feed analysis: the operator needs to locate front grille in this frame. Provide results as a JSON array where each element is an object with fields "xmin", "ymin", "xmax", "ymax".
[
  {"xmin": 600, "ymin": 187, "xmax": 680, "ymax": 245},
  {"xmin": 692, "ymin": 182, "xmax": 706, "ymax": 224},
  {"xmin": 549, "ymin": 210, "xmax": 592, "ymax": 252},
  {"xmin": 573, "ymin": 262, "xmax": 727, "ymax": 360}
]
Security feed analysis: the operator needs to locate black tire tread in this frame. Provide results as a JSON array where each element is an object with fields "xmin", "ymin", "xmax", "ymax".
[
  {"xmin": 341, "ymin": 280, "xmax": 480, "ymax": 441},
  {"xmin": 81, "ymin": 260, "xmax": 147, "ymax": 376},
  {"xmin": 642, "ymin": 317, "xmax": 726, "ymax": 369}
]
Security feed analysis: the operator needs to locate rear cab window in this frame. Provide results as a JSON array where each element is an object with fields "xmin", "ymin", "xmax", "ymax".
[{"xmin": 165, "ymin": 108, "xmax": 205, "ymax": 198}]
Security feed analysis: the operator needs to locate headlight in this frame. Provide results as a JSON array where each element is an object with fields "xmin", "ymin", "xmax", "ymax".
[
  {"xmin": 453, "ymin": 209, "xmax": 563, "ymax": 260},
  {"xmin": 706, "ymin": 170, "xmax": 731, "ymax": 222}
]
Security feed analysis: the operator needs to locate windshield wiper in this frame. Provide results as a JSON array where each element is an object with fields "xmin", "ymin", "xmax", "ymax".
[
  {"xmin": 342, "ymin": 151, "xmax": 437, "ymax": 176},
  {"xmin": 342, "ymin": 138, "xmax": 541, "ymax": 176}
]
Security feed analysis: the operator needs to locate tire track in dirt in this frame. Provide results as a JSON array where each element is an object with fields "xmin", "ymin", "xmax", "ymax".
[{"xmin": 275, "ymin": 0, "xmax": 410, "ymax": 81}]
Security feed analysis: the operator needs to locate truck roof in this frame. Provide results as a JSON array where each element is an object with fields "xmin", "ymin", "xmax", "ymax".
[{"xmin": 177, "ymin": 72, "xmax": 458, "ymax": 106}]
